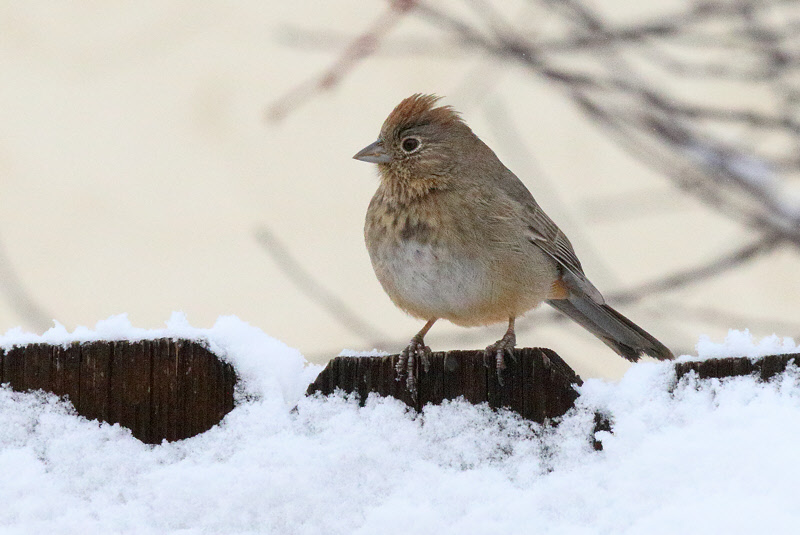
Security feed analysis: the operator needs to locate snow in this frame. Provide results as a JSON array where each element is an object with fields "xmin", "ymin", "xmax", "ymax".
[
  {"xmin": 694, "ymin": 329, "xmax": 800, "ymax": 360},
  {"xmin": 1, "ymin": 316, "xmax": 799, "ymax": 534},
  {"xmin": 338, "ymin": 348, "xmax": 390, "ymax": 357}
]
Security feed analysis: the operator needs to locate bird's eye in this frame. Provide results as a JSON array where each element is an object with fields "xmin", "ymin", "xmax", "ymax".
[{"xmin": 401, "ymin": 137, "xmax": 421, "ymax": 153}]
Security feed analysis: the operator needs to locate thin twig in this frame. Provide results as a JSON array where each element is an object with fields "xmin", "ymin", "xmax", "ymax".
[
  {"xmin": 610, "ymin": 235, "xmax": 783, "ymax": 305},
  {"xmin": 662, "ymin": 301, "xmax": 800, "ymax": 338},
  {"xmin": 266, "ymin": 0, "xmax": 417, "ymax": 122},
  {"xmin": 254, "ymin": 226, "xmax": 389, "ymax": 343},
  {"xmin": 0, "ymin": 235, "xmax": 53, "ymax": 332}
]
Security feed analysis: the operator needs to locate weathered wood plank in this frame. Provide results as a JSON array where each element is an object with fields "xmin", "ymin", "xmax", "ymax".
[
  {"xmin": 152, "ymin": 339, "xmax": 178, "ymax": 443},
  {"xmin": 79, "ymin": 342, "xmax": 111, "ymax": 423},
  {"xmin": 109, "ymin": 341, "xmax": 151, "ymax": 443},
  {"xmin": 307, "ymin": 351, "xmax": 800, "ymax": 425},
  {"xmin": 0, "ymin": 339, "xmax": 236, "ymax": 444},
  {"xmin": 55, "ymin": 343, "xmax": 82, "ymax": 408},
  {"xmin": 306, "ymin": 348, "xmax": 583, "ymax": 423},
  {"xmin": 222, "ymin": 357, "xmax": 236, "ymax": 416},
  {"xmin": 183, "ymin": 342, "xmax": 202, "ymax": 439},
  {"xmin": 3, "ymin": 346, "xmax": 26, "ymax": 393},
  {"xmin": 22, "ymin": 344, "xmax": 53, "ymax": 394},
  {"xmin": 674, "ymin": 353, "xmax": 799, "ymax": 382},
  {"xmin": 1, "ymin": 340, "xmax": 795, "ymax": 445}
]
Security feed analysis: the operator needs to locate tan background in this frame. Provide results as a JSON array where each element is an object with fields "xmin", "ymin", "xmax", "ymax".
[{"xmin": 1, "ymin": 2, "xmax": 797, "ymax": 379}]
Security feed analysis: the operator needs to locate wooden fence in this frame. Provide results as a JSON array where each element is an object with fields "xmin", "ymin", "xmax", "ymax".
[
  {"xmin": 674, "ymin": 353, "xmax": 799, "ymax": 381},
  {"xmin": 0, "ymin": 339, "xmax": 236, "ymax": 444},
  {"xmin": 306, "ymin": 348, "xmax": 582, "ymax": 423},
  {"xmin": 1, "ymin": 339, "xmax": 796, "ymax": 444}
]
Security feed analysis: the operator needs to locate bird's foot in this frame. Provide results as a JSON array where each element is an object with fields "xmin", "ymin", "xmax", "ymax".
[
  {"xmin": 396, "ymin": 335, "xmax": 431, "ymax": 397},
  {"xmin": 484, "ymin": 330, "xmax": 517, "ymax": 385}
]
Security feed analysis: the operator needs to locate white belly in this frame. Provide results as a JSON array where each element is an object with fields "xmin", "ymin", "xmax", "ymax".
[{"xmin": 370, "ymin": 240, "xmax": 492, "ymax": 321}]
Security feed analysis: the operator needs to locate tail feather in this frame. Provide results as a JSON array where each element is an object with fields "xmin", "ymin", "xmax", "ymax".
[{"xmin": 546, "ymin": 297, "xmax": 674, "ymax": 362}]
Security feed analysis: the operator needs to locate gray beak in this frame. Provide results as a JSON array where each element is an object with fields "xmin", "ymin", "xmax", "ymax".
[{"xmin": 353, "ymin": 140, "xmax": 392, "ymax": 164}]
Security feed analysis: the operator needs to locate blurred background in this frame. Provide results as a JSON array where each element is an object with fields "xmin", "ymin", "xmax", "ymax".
[{"xmin": 0, "ymin": 1, "xmax": 798, "ymax": 379}]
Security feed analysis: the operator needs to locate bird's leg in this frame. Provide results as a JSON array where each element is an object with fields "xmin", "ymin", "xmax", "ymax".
[
  {"xmin": 484, "ymin": 317, "xmax": 517, "ymax": 384},
  {"xmin": 396, "ymin": 319, "xmax": 436, "ymax": 395}
]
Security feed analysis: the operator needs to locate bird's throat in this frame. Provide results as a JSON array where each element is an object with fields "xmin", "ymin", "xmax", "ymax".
[{"xmin": 378, "ymin": 165, "xmax": 447, "ymax": 205}]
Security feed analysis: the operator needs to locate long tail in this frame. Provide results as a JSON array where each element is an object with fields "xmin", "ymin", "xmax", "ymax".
[{"xmin": 546, "ymin": 297, "xmax": 674, "ymax": 361}]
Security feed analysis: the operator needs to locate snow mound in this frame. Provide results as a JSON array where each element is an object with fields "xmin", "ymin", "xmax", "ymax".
[
  {"xmin": 0, "ymin": 319, "xmax": 798, "ymax": 534},
  {"xmin": 693, "ymin": 328, "xmax": 800, "ymax": 361}
]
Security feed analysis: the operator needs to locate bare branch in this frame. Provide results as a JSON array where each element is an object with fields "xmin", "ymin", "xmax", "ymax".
[
  {"xmin": 662, "ymin": 301, "xmax": 800, "ymax": 338},
  {"xmin": 610, "ymin": 235, "xmax": 783, "ymax": 305},
  {"xmin": 0, "ymin": 235, "xmax": 53, "ymax": 332},
  {"xmin": 254, "ymin": 226, "xmax": 389, "ymax": 344},
  {"xmin": 266, "ymin": 0, "xmax": 417, "ymax": 122}
]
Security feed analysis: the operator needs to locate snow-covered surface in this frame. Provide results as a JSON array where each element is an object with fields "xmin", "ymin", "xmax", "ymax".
[
  {"xmin": 693, "ymin": 329, "xmax": 800, "ymax": 360},
  {"xmin": 1, "ymin": 316, "xmax": 799, "ymax": 534},
  {"xmin": 338, "ymin": 348, "xmax": 391, "ymax": 357}
]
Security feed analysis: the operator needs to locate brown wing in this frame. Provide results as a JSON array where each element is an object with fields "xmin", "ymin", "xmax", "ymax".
[
  {"xmin": 525, "ymin": 202, "xmax": 605, "ymax": 304},
  {"xmin": 496, "ymin": 168, "xmax": 605, "ymax": 304}
]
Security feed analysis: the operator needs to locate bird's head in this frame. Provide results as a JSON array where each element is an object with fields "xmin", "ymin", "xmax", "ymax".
[{"xmin": 354, "ymin": 94, "xmax": 471, "ymax": 187}]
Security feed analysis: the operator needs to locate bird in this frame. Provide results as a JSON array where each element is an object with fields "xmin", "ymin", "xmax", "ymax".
[{"xmin": 353, "ymin": 94, "xmax": 673, "ymax": 392}]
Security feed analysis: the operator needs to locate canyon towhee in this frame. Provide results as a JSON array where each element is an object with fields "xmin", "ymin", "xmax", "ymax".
[{"xmin": 354, "ymin": 94, "xmax": 673, "ymax": 391}]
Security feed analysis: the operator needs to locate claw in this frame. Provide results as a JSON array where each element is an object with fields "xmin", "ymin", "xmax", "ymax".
[
  {"xmin": 485, "ymin": 319, "xmax": 517, "ymax": 385},
  {"xmin": 495, "ymin": 349, "xmax": 506, "ymax": 372},
  {"xmin": 406, "ymin": 351, "xmax": 417, "ymax": 394},
  {"xmin": 496, "ymin": 349, "xmax": 507, "ymax": 386},
  {"xmin": 506, "ymin": 347, "xmax": 518, "ymax": 363},
  {"xmin": 396, "ymin": 334, "xmax": 431, "ymax": 399},
  {"xmin": 396, "ymin": 347, "xmax": 409, "ymax": 377}
]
